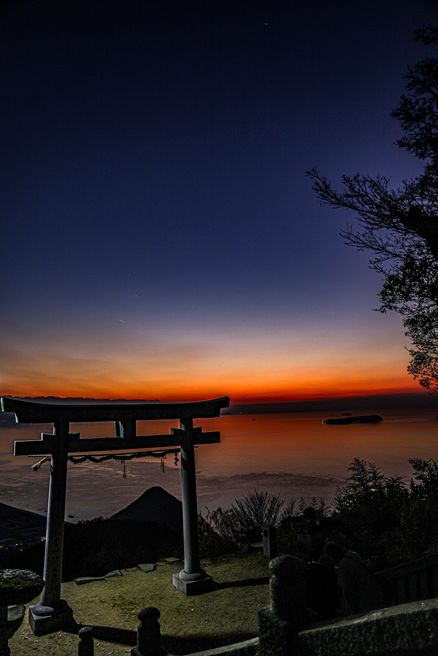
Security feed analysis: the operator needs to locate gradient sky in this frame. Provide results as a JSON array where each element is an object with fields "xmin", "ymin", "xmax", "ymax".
[{"xmin": 1, "ymin": 1, "xmax": 437, "ymax": 403}]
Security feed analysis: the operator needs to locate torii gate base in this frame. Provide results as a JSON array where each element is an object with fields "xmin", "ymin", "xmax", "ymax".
[
  {"xmin": 30, "ymin": 600, "xmax": 74, "ymax": 637},
  {"xmin": 173, "ymin": 571, "xmax": 213, "ymax": 595},
  {"xmin": 1, "ymin": 395, "xmax": 230, "ymax": 634}
]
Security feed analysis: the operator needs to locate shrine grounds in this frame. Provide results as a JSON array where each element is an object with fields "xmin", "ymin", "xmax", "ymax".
[{"xmin": 9, "ymin": 553, "xmax": 270, "ymax": 656}]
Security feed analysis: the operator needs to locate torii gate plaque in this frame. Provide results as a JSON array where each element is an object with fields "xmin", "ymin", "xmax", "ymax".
[{"xmin": 0, "ymin": 395, "xmax": 230, "ymax": 636}]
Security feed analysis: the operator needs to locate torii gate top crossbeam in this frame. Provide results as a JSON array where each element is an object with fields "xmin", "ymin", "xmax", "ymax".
[{"xmin": 1, "ymin": 396, "xmax": 230, "ymax": 424}]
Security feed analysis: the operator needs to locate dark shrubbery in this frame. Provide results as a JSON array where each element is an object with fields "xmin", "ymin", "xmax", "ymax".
[
  {"xmin": 200, "ymin": 490, "xmax": 328, "ymax": 556},
  {"xmin": 202, "ymin": 458, "xmax": 438, "ymax": 567},
  {"xmin": 62, "ymin": 518, "xmax": 182, "ymax": 579},
  {"xmin": 332, "ymin": 458, "xmax": 410, "ymax": 563},
  {"xmin": 201, "ymin": 490, "xmax": 298, "ymax": 549},
  {"xmin": 0, "ymin": 518, "xmax": 182, "ymax": 580},
  {"xmin": 197, "ymin": 513, "xmax": 236, "ymax": 561},
  {"xmin": 321, "ymin": 457, "xmax": 438, "ymax": 565},
  {"xmin": 232, "ymin": 490, "xmax": 285, "ymax": 531},
  {"xmin": 0, "ymin": 541, "xmax": 44, "ymax": 576}
]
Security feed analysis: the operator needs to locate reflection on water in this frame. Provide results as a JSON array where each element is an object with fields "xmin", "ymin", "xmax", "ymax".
[{"xmin": 0, "ymin": 411, "xmax": 436, "ymax": 520}]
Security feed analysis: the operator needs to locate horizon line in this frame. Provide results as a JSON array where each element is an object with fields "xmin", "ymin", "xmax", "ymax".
[{"xmin": 1, "ymin": 390, "xmax": 435, "ymax": 407}]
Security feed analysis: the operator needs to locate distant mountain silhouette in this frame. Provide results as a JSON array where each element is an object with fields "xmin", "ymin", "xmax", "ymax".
[
  {"xmin": 110, "ymin": 486, "xmax": 182, "ymax": 534},
  {"xmin": 227, "ymin": 392, "xmax": 437, "ymax": 414},
  {"xmin": 0, "ymin": 412, "xmax": 16, "ymax": 425},
  {"xmin": 19, "ymin": 397, "xmax": 160, "ymax": 404},
  {"xmin": 0, "ymin": 503, "xmax": 47, "ymax": 543}
]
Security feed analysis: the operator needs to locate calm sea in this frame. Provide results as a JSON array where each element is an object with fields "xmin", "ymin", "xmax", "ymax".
[{"xmin": 0, "ymin": 410, "xmax": 437, "ymax": 520}]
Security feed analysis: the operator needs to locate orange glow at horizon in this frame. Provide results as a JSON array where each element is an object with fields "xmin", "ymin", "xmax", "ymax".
[
  {"xmin": 0, "ymin": 317, "xmax": 423, "ymax": 404},
  {"xmin": 1, "ymin": 368, "xmax": 420, "ymax": 404}
]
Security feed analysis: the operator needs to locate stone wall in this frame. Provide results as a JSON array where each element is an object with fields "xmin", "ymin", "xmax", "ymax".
[
  {"xmin": 186, "ymin": 637, "xmax": 259, "ymax": 656},
  {"xmin": 299, "ymin": 597, "xmax": 438, "ymax": 656},
  {"xmin": 257, "ymin": 555, "xmax": 438, "ymax": 656}
]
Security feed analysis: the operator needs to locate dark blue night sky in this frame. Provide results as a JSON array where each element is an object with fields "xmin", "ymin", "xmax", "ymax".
[{"xmin": 1, "ymin": 1, "xmax": 437, "ymax": 402}]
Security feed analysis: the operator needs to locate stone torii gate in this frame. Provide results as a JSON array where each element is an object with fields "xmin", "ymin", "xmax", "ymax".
[{"xmin": 0, "ymin": 395, "xmax": 230, "ymax": 636}]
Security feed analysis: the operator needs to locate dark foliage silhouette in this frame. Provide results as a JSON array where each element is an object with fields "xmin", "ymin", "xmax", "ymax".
[{"xmin": 332, "ymin": 457, "xmax": 438, "ymax": 561}]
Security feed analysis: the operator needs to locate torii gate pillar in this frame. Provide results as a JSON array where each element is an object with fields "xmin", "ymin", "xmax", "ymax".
[
  {"xmin": 29, "ymin": 420, "xmax": 74, "ymax": 635},
  {"xmin": 173, "ymin": 418, "xmax": 212, "ymax": 594}
]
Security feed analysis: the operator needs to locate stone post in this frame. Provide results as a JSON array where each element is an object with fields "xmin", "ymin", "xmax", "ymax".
[
  {"xmin": 258, "ymin": 555, "xmax": 309, "ymax": 656},
  {"xmin": 29, "ymin": 420, "xmax": 73, "ymax": 635},
  {"xmin": 172, "ymin": 418, "xmax": 212, "ymax": 595},
  {"xmin": 262, "ymin": 526, "xmax": 278, "ymax": 560},
  {"xmin": 78, "ymin": 626, "xmax": 94, "ymax": 656},
  {"xmin": 131, "ymin": 607, "xmax": 165, "ymax": 656}
]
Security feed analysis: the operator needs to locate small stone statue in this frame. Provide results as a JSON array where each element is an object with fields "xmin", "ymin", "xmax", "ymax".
[{"xmin": 131, "ymin": 607, "xmax": 166, "ymax": 656}]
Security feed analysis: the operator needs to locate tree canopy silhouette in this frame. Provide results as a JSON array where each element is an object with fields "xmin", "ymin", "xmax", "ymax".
[{"xmin": 309, "ymin": 26, "xmax": 438, "ymax": 392}]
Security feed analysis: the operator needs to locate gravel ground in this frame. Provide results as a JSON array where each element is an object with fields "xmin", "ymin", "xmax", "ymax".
[{"xmin": 9, "ymin": 553, "xmax": 270, "ymax": 656}]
